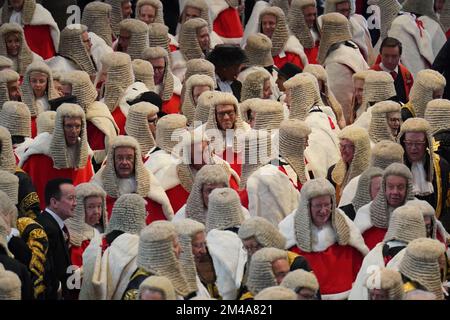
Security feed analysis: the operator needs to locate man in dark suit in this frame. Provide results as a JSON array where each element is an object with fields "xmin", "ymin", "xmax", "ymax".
[
  {"xmin": 207, "ymin": 45, "xmax": 248, "ymax": 102},
  {"xmin": 36, "ymin": 178, "xmax": 76, "ymax": 300}
]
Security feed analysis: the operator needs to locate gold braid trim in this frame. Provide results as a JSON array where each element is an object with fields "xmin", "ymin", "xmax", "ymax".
[
  {"xmin": 433, "ymin": 153, "xmax": 443, "ymax": 219},
  {"xmin": 402, "ymin": 101, "xmax": 416, "ymax": 118},
  {"xmin": 18, "ymin": 192, "xmax": 40, "ymax": 219},
  {"xmin": 122, "ymin": 268, "xmax": 151, "ymax": 300}
]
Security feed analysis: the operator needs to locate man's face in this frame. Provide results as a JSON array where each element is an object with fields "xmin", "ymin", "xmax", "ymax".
[
  {"xmin": 262, "ymin": 79, "xmax": 272, "ymax": 99},
  {"xmin": 353, "ymin": 79, "xmax": 364, "ymax": 105},
  {"xmin": 140, "ymin": 289, "xmax": 164, "ymax": 300},
  {"xmin": 424, "ymin": 215, "xmax": 433, "ymax": 237},
  {"xmin": 369, "ymin": 176, "xmax": 382, "ymax": 200},
  {"xmin": 53, "ymin": 79, "xmax": 64, "ymax": 97},
  {"xmin": 139, "ymin": 4, "xmax": 156, "ymax": 25},
  {"xmin": 192, "ymin": 85, "xmax": 211, "ymax": 105},
  {"xmin": 201, "ymin": 182, "xmax": 227, "ymax": 208},
  {"xmin": 121, "ymin": 0, "xmax": 132, "ymax": 18},
  {"xmin": 7, "ymin": 80, "xmax": 21, "ymax": 101},
  {"xmin": 190, "ymin": 140, "xmax": 210, "ymax": 170},
  {"xmin": 196, "ymin": 26, "xmax": 210, "ymax": 52},
  {"xmin": 276, "ymin": 75, "xmax": 286, "ymax": 92},
  {"xmin": 84, "ymin": 196, "xmax": 103, "ymax": 227},
  {"xmin": 433, "ymin": 88, "xmax": 444, "ymax": 99},
  {"xmin": 10, "ymin": 0, "xmax": 24, "ymax": 11},
  {"xmin": 192, "ymin": 231, "xmax": 207, "ymax": 262},
  {"xmin": 61, "ymin": 83, "xmax": 72, "ymax": 97},
  {"xmin": 310, "ymin": 195, "xmax": 332, "ymax": 228},
  {"xmin": 52, "ymin": 183, "xmax": 77, "ymax": 220},
  {"xmin": 118, "ymin": 29, "xmax": 131, "ymax": 53},
  {"xmin": 5, "ymin": 32, "xmax": 20, "ymax": 57},
  {"xmin": 150, "ymin": 57, "xmax": 165, "ymax": 85},
  {"xmin": 261, "ymin": 14, "xmax": 277, "ymax": 39},
  {"xmin": 271, "ymin": 258, "xmax": 290, "ymax": 285},
  {"xmin": 215, "ymin": 104, "xmax": 236, "ymax": 130},
  {"xmin": 381, "ymin": 46, "xmax": 401, "ymax": 72},
  {"xmin": 385, "ymin": 175, "xmax": 407, "ymax": 208},
  {"xmin": 368, "ymin": 288, "xmax": 389, "ymax": 300},
  {"xmin": 182, "ymin": 6, "xmax": 201, "ymax": 23},
  {"xmin": 242, "ymin": 236, "xmax": 262, "ymax": 258},
  {"xmin": 63, "ymin": 117, "xmax": 82, "ymax": 146},
  {"xmin": 30, "ymin": 72, "xmax": 48, "ymax": 98},
  {"xmin": 335, "ymin": 1, "xmax": 351, "ymax": 19},
  {"xmin": 435, "ymin": 0, "xmax": 445, "ymax": 13},
  {"xmin": 81, "ymin": 31, "xmax": 92, "ymax": 54},
  {"xmin": 147, "ymin": 113, "xmax": 158, "ymax": 138},
  {"xmin": 219, "ymin": 64, "xmax": 242, "ymax": 82},
  {"xmin": 403, "ymin": 132, "xmax": 427, "ymax": 163},
  {"xmin": 302, "ymin": 5, "xmax": 317, "ymax": 28},
  {"xmin": 386, "ymin": 112, "xmax": 401, "ymax": 136},
  {"xmin": 114, "ymin": 146, "xmax": 135, "ymax": 178},
  {"xmin": 339, "ymin": 138, "xmax": 355, "ymax": 164}
]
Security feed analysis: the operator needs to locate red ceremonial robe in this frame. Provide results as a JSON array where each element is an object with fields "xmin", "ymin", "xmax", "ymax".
[
  {"xmin": 290, "ymin": 244, "xmax": 363, "ymax": 297},
  {"xmin": 111, "ymin": 107, "xmax": 126, "ymax": 135},
  {"xmin": 24, "ymin": 25, "xmax": 56, "ymax": 59},
  {"xmin": 212, "ymin": 7, "xmax": 243, "ymax": 40},
  {"xmin": 31, "ymin": 116, "xmax": 37, "ymax": 138},
  {"xmin": 162, "ymin": 94, "xmax": 181, "ymax": 114},
  {"xmin": 86, "ymin": 121, "xmax": 106, "ymax": 152},
  {"xmin": 362, "ymin": 226, "xmax": 387, "ymax": 251},
  {"xmin": 370, "ymin": 63, "xmax": 414, "ymax": 100},
  {"xmin": 305, "ymin": 45, "xmax": 319, "ymax": 65},
  {"xmin": 22, "ymin": 154, "xmax": 94, "ymax": 210},
  {"xmin": 70, "ymin": 239, "xmax": 91, "ymax": 267},
  {"xmin": 273, "ymin": 52, "xmax": 304, "ymax": 70}
]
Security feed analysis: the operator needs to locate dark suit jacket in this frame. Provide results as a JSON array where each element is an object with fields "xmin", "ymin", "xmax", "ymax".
[
  {"xmin": 35, "ymin": 210, "xmax": 71, "ymax": 300},
  {"xmin": 216, "ymin": 80, "xmax": 242, "ymax": 102},
  {"xmin": 0, "ymin": 247, "xmax": 33, "ymax": 300}
]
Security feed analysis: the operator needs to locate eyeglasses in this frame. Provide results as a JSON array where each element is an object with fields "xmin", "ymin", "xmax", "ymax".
[
  {"xmin": 216, "ymin": 110, "xmax": 236, "ymax": 118},
  {"xmin": 339, "ymin": 143, "xmax": 354, "ymax": 150},
  {"xmin": 311, "ymin": 203, "xmax": 332, "ymax": 211},
  {"xmin": 403, "ymin": 141, "xmax": 426, "ymax": 148}
]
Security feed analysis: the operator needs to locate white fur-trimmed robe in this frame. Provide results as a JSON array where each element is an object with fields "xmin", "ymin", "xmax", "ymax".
[{"xmin": 79, "ymin": 232, "xmax": 139, "ymax": 300}]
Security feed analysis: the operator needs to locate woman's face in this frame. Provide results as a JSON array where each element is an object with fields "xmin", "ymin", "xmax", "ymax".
[
  {"xmin": 5, "ymin": 32, "xmax": 20, "ymax": 57},
  {"xmin": 30, "ymin": 72, "xmax": 48, "ymax": 98}
]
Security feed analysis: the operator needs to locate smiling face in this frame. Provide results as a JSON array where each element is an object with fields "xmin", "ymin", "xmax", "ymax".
[
  {"xmin": 403, "ymin": 132, "xmax": 427, "ymax": 163},
  {"xmin": 215, "ymin": 104, "xmax": 236, "ymax": 130},
  {"xmin": 310, "ymin": 195, "xmax": 332, "ymax": 228},
  {"xmin": 5, "ymin": 32, "xmax": 20, "ymax": 57}
]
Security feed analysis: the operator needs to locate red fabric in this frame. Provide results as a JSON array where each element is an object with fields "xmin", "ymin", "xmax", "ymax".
[
  {"xmin": 86, "ymin": 121, "xmax": 106, "ymax": 151},
  {"xmin": 105, "ymin": 194, "xmax": 167, "ymax": 224},
  {"xmin": 31, "ymin": 116, "xmax": 37, "ymax": 138},
  {"xmin": 415, "ymin": 19, "xmax": 425, "ymax": 37},
  {"xmin": 304, "ymin": 46, "xmax": 319, "ymax": 65},
  {"xmin": 327, "ymin": 116, "xmax": 335, "ymax": 130},
  {"xmin": 362, "ymin": 226, "xmax": 387, "ymax": 250},
  {"xmin": 22, "ymin": 154, "xmax": 94, "ymax": 210},
  {"xmin": 277, "ymin": 165, "xmax": 303, "ymax": 191},
  {"xmin": 229, "ymin": 173, "xmax": 240, "ymax": 192},
  {"xmin": 70, "ymin": 239, "xmax": 91, "ymax": 267},
  {"xmin": 169, "ymin": 44, "xmax": 178, "ymax": 52},
  {"xmin": 221, "ymin": 149, "xmax": 242, "ymax": 177},
  {"xmin": 212, "ymin": 8, "xmax": 243, "ymax": 38},
  {"xmin": 238, "ymin": 189, "xmax": 249, "ymax": 209},
  {"xmin": 273, "ymin": 52, "xmax": 304, "ymax": 70},
  {"xmin": 101, "ymin": 236, "xmax": 109, "ymax": 253},
  {"xmin": 162, "ymin": 94, "xmax": 181, "ymax": 114},
  {"xmin": 23, "ymin": 25, "xmax": 56, "ymax": 59},
  {"xmin": 165, "ymin": 184, "xmax": 190, "ymax": 214},
  {"xmin": 290, "ymin": 243, "xmax": 363, "ymax": 296},
  {"xmin": 111, "ymin": 107, "xmax": 126, "ymax": 135},
  {"xmin": 370, "ymin": 63, "xmax": 414, "ymax": 100},
  {"xmin": 446, "ymin": 29, "xmax": 450, "ymax": 39}
]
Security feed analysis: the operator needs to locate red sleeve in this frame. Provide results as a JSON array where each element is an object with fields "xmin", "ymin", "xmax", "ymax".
[
  {"xmin": 162, "ymin": 94, "xmax": 181, "ymax": 114},
  {"xmin": 212, "ymin": 8, "xmax": 243, "ymax": 38},
  {"xmin": 273, "ymin": 52, "xmax": 304, "ymax": 70},
  {"xmin": 165, "ymin": 184, "xmax": 190, "ymax": 213},
  {"xmin": 23, "ymin": 25, "xmax": 56, "ymax": 59},
  {"xmin": 86, "ymin": 121, "xmax": 106, "ymax": 151},
  {"xmin": 31, "ymin": 117, "xmax": 37, "ymax": 138}
]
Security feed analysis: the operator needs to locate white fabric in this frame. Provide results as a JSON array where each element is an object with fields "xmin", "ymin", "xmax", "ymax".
[
  {"xmin": 174, "ymin": 203, "xmax": 250, "ymax": 221},
  {"xmin": 36, "ymin": 96, "xmax": 50, "ymax": 113},
  {"xmin": 206, "ymin": 0, "xmax": 232, "ymax": 23},
  {"xmin": 420, "ymin": 16, "xmax": 446, "ymax": 58},
  {"xmin": 170, "ymin": 50, "xmax": 187, "ymax": 82},
  {"xmin": 411, "ymin": 161, "xmax": 434, "ymax": 196},
  {"xmin": 118, "ymin": 82, "xmax": 150, "ymax": 117},
  {"xmin": 349, "ymin": 14, "xmax": 373, "ymax": 63},
  {"xmin": 14, "ymin": 137, "xmax": 34, "ymax": 162},
  {"xmin": 353, "ymin": 202, "xmax": 374, "ymax": 234},
  {"xmin": 206, "ymin": 229, "xmax": 247, "ymax": 300},
  {"xmin": 241, "ymin": 1, "xmax": 269, "ymax": 46},
  {"xmin": 79, "ymin": 232, "xmax": 139, "ymax": 300},
  {"xmin": 195, "ymin": 275, "xmax": 212, "ymax": 298},
  {"xmin": 216, "ymin": 76, "xmax": 233, "ymax": 93},
  {"xmin": 246, "ymin": 163, "xmax": 300, "ymax": 226},
  {"xmin": 45, "ymin": 55, "xmax": 79, "ymax": 74},
  {"xmin": 339, "ymin": 174, "xmax": 360, "ymax": 207},
  {"xmin": 388, "ymin": 13, "xmax": 435, "ymax": 77},
  {"xmin": 282, "ymin": 35, "xmax": 309, "ymax": 69},
  {"xmin": 324, "ymin": 43, "xmax": 369, "ymax": 120},
  {"xmin": 89, "ymin": 32, "xmax": 114, "ymax": 73}
]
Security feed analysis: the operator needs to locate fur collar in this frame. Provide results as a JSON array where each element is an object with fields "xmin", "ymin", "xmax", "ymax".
[
  {"xmin": 19, "ymin": 132, "xmax": 51, "ymax": 167},
  {"xmin": 283, "ymin": 35, "xmax": 308, "ymax": 68},
  {"xmin": 354, "ymin": 202, "xmax": 373, "ymax": 234}
]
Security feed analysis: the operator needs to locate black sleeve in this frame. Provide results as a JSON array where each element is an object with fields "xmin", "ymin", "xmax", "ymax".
[
  {"xmin": 18, "ymin": 263, "xmax": 34, "ymax": 300},
  {"xmin": 16, "ymin": 171, "xmax": 41, "ymax": 220},
  {"xmin": 290, "ymin": 256, "xmax": 312, "ymax": 272},
  {"xmin": 432, "ymin": 39, "xmax": 450, "ymax": 74},
  {"xmin": 438, "ymin": 158, "xmax": 450, "ymax": 232},
  {"xmin": 326, "ymin": 165, "xmax": 336, "ymax": 188},
  {"xmin": 339, "ymin": 204, "xmax": 357, "ymax": 221},
  {"xmin": 8, "ymin": 236, "xmax": 32, "ymax": 267},
  {"xmin": 401, "ymin": 107, "xmax": 413, "ymax": 122}
]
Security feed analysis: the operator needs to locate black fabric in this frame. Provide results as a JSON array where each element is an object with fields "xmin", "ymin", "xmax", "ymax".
[
  {"xmin": 382, "ymin": 242, "xmax": 406, "ymax": 264},
  {"xmin": 394, "ymin": 70, "xmax": 408, "ymax": 103},
  {"xmin": 326, "ymin": 164, "xmax": 337, "ymax": 188},
  {"xmin": 215, "ymin": 80, "xmax": 242, "ymax": 102},
  {"xmin": 161, "ymin": 0, "xmax": 180, "ymax": 36},
  {"xmin": 35, "ymin": 210, "xmax": 72, "ymax": 300},
  {"xmin": 339, "ymin": 203, "xmax": 357, "ymax": 221},
  {"xmin": 16, "ymin": 170, "xmax": 41, "ymax": 220},
  {"xmin": 401, "ymin": 105, "xmax": 414, "ymax": 122},
  {"xmin": 278, "ymin": 62, "xmax": 303, "ymax": 79},
  {"xmin": 290, "ymin": 256, "xmax": 312, "ymax": 273},
  {"xmin": 0, "ymin": 247, "xmax": 33, "ymax": 300},
  {"xmin": 48, "ymin": 95, "xmax": 78, "ymax": 111},
  {"xmin": 432, "ymin": 38, "xmax": 450, "ymax": 100},
  {"xmin": 7, "ymin": 236, "xmax": 31, "ymax": 267},
  {"xmin": 434, "ymin": 131, "xmax": 450, "ymax": 165}
]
